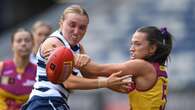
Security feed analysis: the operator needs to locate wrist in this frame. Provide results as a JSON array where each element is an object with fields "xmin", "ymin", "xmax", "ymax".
[{"xmin": 98, "ymin": 77, "xmax": 108, "ymax": 88}]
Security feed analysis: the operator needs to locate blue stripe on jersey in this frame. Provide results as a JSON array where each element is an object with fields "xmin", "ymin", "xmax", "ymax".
[
  {"xmin": 35, "ymin": 87, "xmax": 68, "ymax": 100},
  {"xmin": 35, "ymin": 87, "xmax": 50, "ymax": 92},
  {"xmin": 37, "ymin": 59, "xmax": 46, "ymax": 68},
  {"xmin": 38, "ymin": 75, "xmax": 48, "ymax": 81},
  {"xmin": 71, "ymin": 45, "xmax": 80, "ymax": 51},
  {"xmin": 30, "ymin": 30, "xmax": 81, "ymax": 108},
  {"xmin": 72, "ymin": 71, "xmax": 78, "ymax": 75}
]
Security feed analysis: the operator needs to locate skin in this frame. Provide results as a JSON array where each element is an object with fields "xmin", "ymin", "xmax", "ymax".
[
  {"xmin": 0, "ymin": 30, "xmax": 35, "ymax": 110},
  {"xmin": 0, "ymin": 31, "xmax": 33, "ymax": 75},
  {"xmin": 40, "ymin": 12, "xmax": 130, "ymax": 90},
  {"xmin": 81, "ymin": 31, "xmax": 158, "ymax": 91},
  {"xmin": 59, "ymin": 13, "xmax": 88, "ymax": 47},
  {"xmin": 32, "ymin": 24, "xmax": 52, "ymax": 55}
]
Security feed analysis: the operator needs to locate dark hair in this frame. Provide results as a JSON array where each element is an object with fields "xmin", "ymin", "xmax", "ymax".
[
  {"xmin": 11, "ymin": 28, "xmax": 33, "ymax": 43},
  {"xmin": 137, "ymin": 26, "xmax": 173, "ymax": 65}
]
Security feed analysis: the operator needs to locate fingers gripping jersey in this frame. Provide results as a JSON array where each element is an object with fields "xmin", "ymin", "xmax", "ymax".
[{"xmin": 0, "ymin": 60, "xmax": 36, "ymax": 110}]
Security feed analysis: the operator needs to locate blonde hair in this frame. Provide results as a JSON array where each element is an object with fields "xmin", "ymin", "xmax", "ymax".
[
  {"xmin": 60, "ymin": 5, "xmax": 89, "ymax": 21},
  {"xmin": 32, "ymin": 20, "xmax": 52, "ymax": 32}
]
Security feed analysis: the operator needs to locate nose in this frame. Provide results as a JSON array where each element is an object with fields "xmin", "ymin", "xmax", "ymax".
[
  {"xmin": 130, "ymin": 45, "xmax": 134, "ymax": 52},
  {"xmin": 73, "ymin": 27, "xmax": 80, "ymax": 35},
  {"xmin": 21, "ymin": 40, "xmax": 27, "ymax": 47}
]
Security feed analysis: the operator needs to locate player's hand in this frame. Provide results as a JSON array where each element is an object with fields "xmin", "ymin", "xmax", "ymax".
[
  {"xmin": 107, "ymin": 71, "xmax": 132, "ymax": 87},
  {"xmin": 43, "ymin": 48, "xmax": 55, "ymax": 60},
  {"xmin": 108, "ymin": 81, "xmax": 135, "ymax": 93},
  {"xmin": 108, "ymin": 85, "xmax": 130, "ymax": 93},
  {"xmin": 74, "ymin": 54, "xmax": 91, "ymax": 68},
  {"xmin": 98, "ymin": 71, "xmax": 132, "ymax": 88}
]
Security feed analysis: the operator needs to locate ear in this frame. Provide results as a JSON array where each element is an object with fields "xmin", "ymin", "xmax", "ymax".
[{"xmin": 149, "ymin": 44, "xmax": 157, "ymax": 55}]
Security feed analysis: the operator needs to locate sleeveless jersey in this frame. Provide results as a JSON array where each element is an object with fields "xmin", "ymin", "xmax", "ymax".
[
  {"xmin": 128, "ymin": 63, "xmax": 168, "ymax": 110},
  {"xmin": 29, "ymin": 30, "xmax": 81, "ymax": 102},
  {"xmin": 0, "ymin": 60, "xmax": 36, "ymax": 110}
]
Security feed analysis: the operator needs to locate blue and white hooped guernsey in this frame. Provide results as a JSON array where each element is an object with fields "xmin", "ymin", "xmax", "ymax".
[{"xmin": 29, "ymin": 30, "xmax": 81, "ymax": 102}]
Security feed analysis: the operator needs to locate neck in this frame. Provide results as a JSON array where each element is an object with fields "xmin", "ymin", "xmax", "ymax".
[
  {"xmin": 13, "ymin": 55, "xmax": 29, "ymax": 69},
  {"xmin": 32, "ymin": 45, "xmax": 39, "ymax": 55}
]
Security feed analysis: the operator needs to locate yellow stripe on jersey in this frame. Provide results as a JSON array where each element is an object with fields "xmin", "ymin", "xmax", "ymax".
[
  {"xmin": 160, "ymin": 66, "xmax": 166, "ymax": 71},
  {"xmin": 0, "ymin": 88, "xmax": 29, "ymax": 103}
]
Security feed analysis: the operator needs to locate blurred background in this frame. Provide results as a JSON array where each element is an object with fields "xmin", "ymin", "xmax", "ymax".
[{"xmin": 0, "ymin": 0, "xmax": 195, "ymax": 110}]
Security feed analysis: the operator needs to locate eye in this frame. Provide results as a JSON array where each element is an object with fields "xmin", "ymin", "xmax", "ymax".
[
  {"xmin": 135, "ymin": 43, "xmax": 141, "ymax": 46},
  {"xmin": 25, "ymin": 38, "xmax": 31, "ymax": 43},
  {"xmin": 79, "ymin": 25, "xmax": 86, "ymax": 31},
  {"xmin": 15, "ymin": 38, "xmax": 22, "ymax": 43},
  {"xmin": 69, "ymin": 22, "xmax": 76, "ymax": 28}
]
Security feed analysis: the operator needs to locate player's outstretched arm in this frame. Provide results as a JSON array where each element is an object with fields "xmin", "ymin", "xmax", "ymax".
[
  {"xmin": 80, "ymin": 60, "xmax": 135, "ymax": 77},
  {"xmin": 63, "ymin": 71, "xmax": 131, "ymax": 90}
]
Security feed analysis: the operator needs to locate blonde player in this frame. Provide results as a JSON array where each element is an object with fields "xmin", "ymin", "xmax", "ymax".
[{"xmin": 22, "ymin": 5, "xmax": 130, "ymax": 110}]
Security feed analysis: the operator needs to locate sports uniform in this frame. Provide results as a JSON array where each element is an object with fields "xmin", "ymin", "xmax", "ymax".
[
  {"xmin": 22, "ymin": 30, "xmax": 81, "ymax": 110},
  {"xmin": 128, "ymin": 63, "xmax": 168, "ymax": 110},
  {"xmin": 0, "ymin": 60, "xmax": 36, "ymax": 110}
]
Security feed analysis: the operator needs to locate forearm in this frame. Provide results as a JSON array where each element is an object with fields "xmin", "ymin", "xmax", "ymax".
[
  {"xmin": 63, "ymin": 74, "xmax": 105, "ymax": 90},
  {"xmin": 81, "ymin": 61, "xmax": 122, "ymax": 77},
  {"xmin": 80, "ymin": 70, "xmax": 98, "ymax": 79}
]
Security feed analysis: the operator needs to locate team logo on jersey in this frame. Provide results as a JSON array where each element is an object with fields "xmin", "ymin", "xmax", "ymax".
[
  {"xmin": 2, "ymin": 70, "xmax": 13, "ymax": 75},
  {"xmin": 0, "ymin": 76, "xmax": 15, "ymax": 85}
]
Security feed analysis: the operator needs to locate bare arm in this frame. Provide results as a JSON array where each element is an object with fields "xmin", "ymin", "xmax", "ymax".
[
  {"xmin": 80, "ymin": 59, "xmax": 144, "ymax": 77},
  {"xmin": 63, "ymin": 71, "xmax": 131, "ymax": 90},
  {"xmin": 41, "ymin": 38, "xmax": 131, "ymax": 90},
  {"xmin": 76, "ymin": 43, "xmax": 97, "ymax": 78},
  {"xmin": 41, "ymin": 37, "xmax": 64, "ymax": 60},
  {"xmin": 0, "ymin": 61, "xmax": 3, "ymax": 75}
]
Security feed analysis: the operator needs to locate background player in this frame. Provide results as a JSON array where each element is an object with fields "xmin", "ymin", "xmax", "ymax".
[
  {"xmin": 0, "ymin": 28, "xmax": 36, "ymax": 110},
  {"xmin": 30, "ymin": 20, "xmax": 52, "ymax": 64}
]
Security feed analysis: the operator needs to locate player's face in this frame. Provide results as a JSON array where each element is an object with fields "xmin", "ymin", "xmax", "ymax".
[
  {"xmin": 12, "ymin": 31, "xmax": 33, "ymax": 57},
  {"xmin": 33, "ymin": 26, "xmax": 51, "ymax": 47},
  {"xmin": 129, "ymin": 31, "xmax": 155, "ymax": 60},
  {"xmin": 60, "ymin": 13, "xmax": 89, "ymax": 47}
]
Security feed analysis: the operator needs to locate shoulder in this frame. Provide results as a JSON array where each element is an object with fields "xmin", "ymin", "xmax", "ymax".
[
  {"xmin": 0, "ymin": 61, "xmax": 3, "ymax": 74},
  {"xmin": 40, "ymin": 37, "xmax": 64, "ymax": 54},
  {"xmin": 39, "ymin": 37, "xmax": 65, "ymax": 60},
  {"xmin": 126, "ymin": 59, "xmax": 153, "ymax": 67},
  {"xmin": 123, "ymin": 59, "xmax": 155, "ymax": 76},
  {"xmin": 42, "ymin": 37, "xmax": 64, "ymax": 49}
]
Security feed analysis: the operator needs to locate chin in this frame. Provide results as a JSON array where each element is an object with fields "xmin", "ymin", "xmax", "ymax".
[
  {"xmin": 130, "ymin": 57, "xmax": 135, "ymax": 60},
  {"xmin": 20, "ymin": 53, "xmax": 30, "ymax": 57}
]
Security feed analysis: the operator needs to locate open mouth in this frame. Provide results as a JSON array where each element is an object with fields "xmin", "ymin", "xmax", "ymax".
[
  {"xmin": 72, "ymin": 35, "xmax": 80, "ymax": 39},
  {"xmin": 130, "ymin": 54, "xmax": 135, "ymax": 59},
  {"xmin": 131, "ymin": 56, "xmax": 135, "ymax": 59}
]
